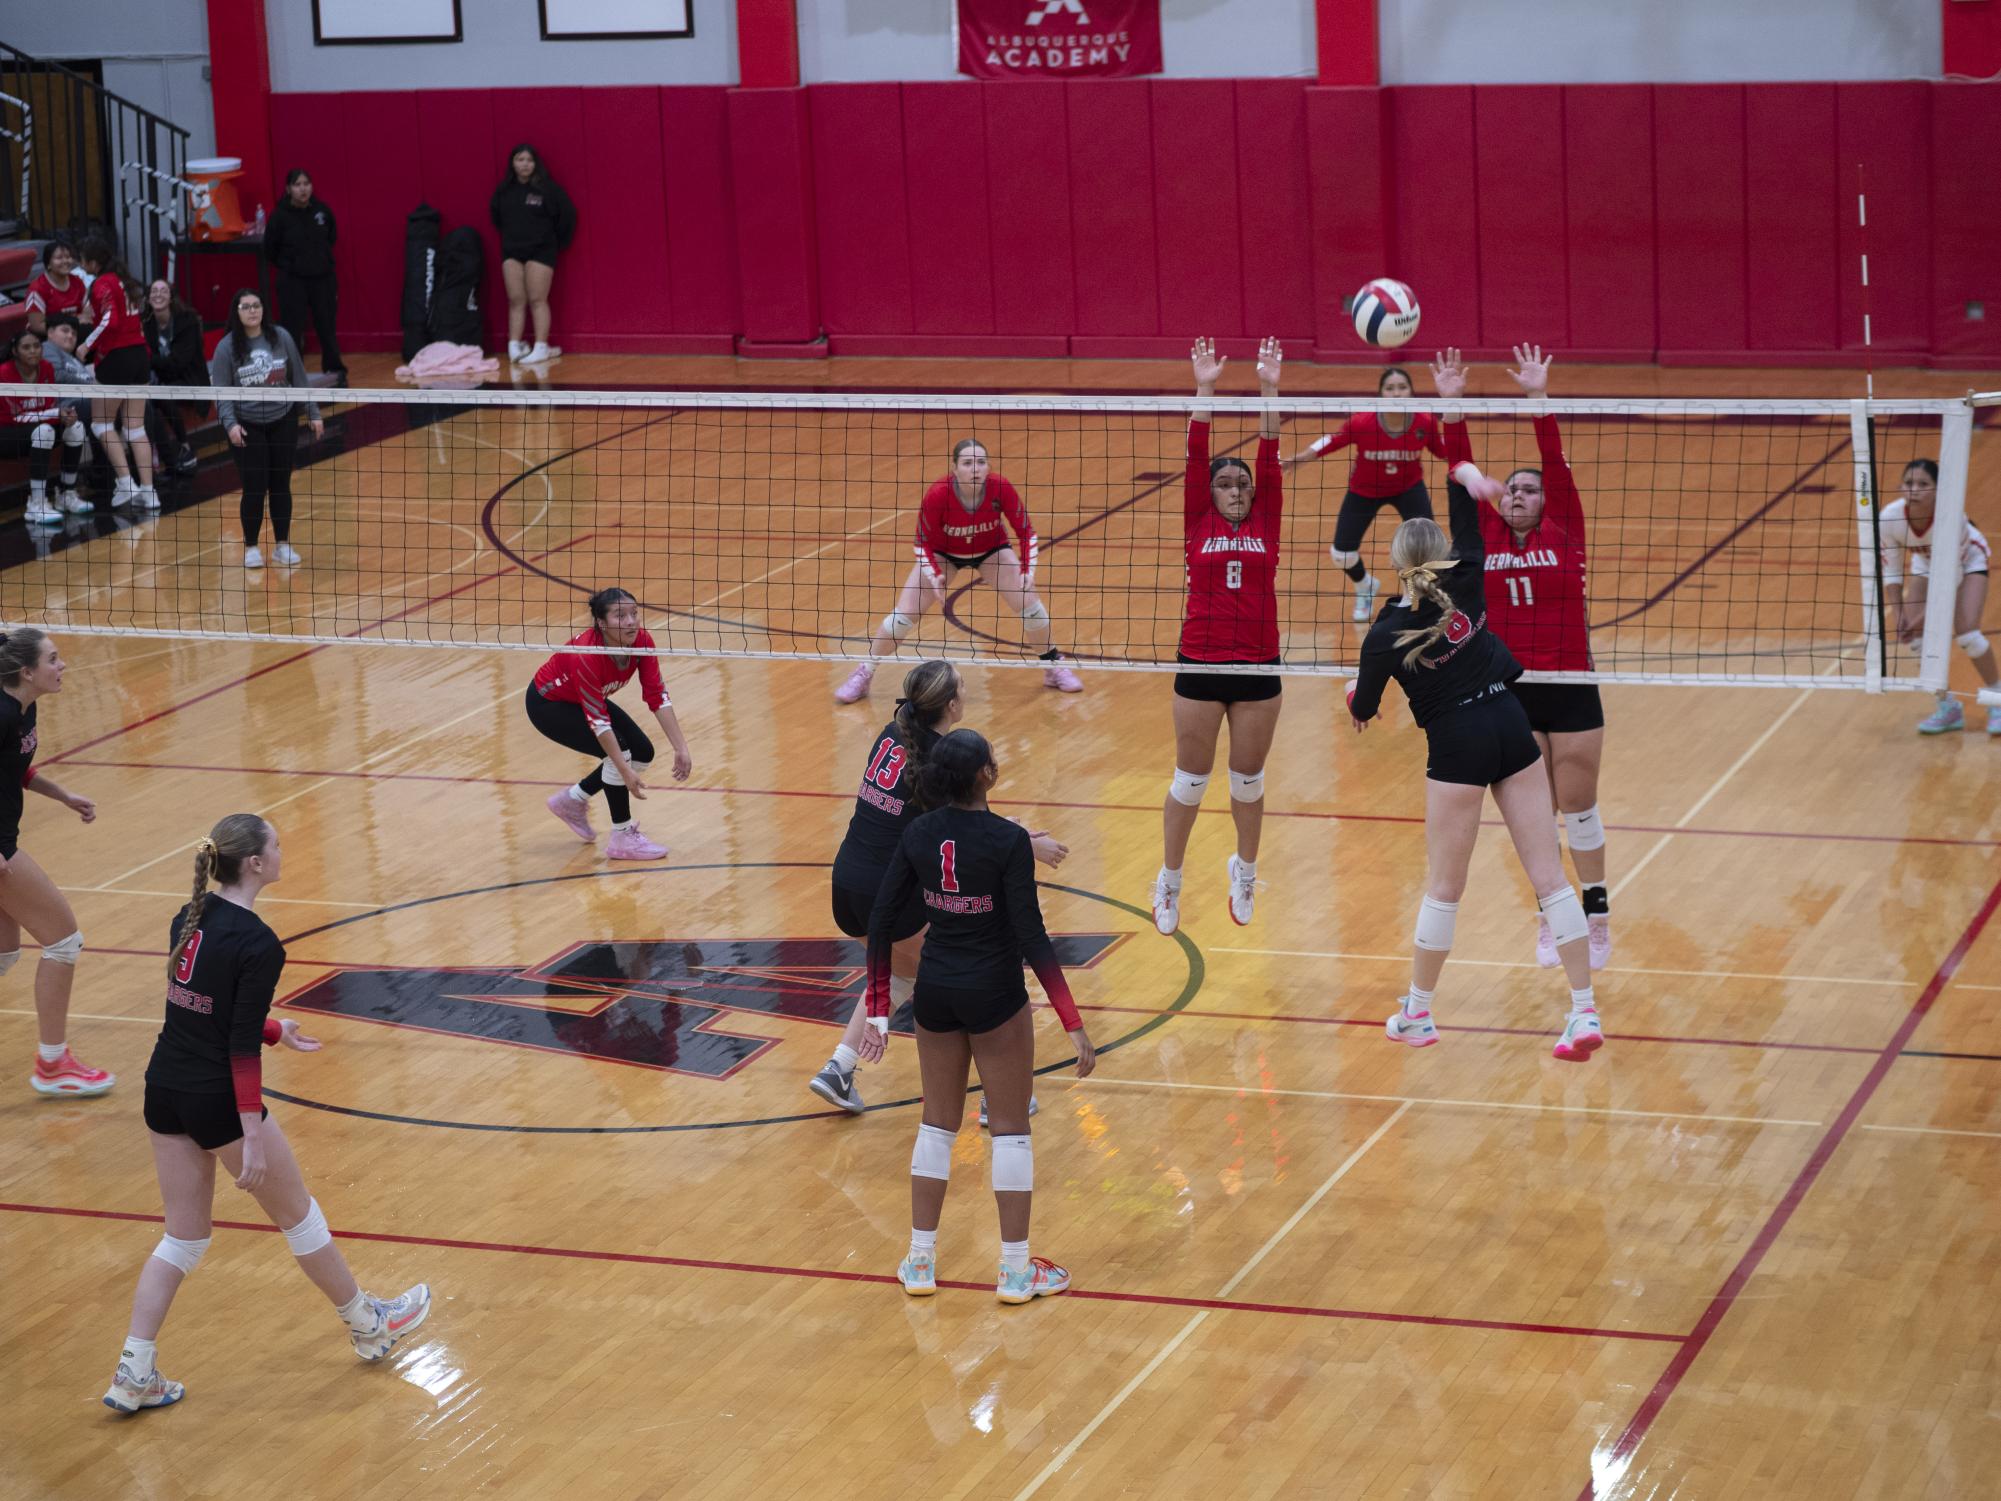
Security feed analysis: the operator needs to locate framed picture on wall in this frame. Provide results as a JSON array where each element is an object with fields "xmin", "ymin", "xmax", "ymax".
[
  {"xmin": 313, "ymin": 0, "xmax": 463, "ymax": 45},
  {"xmin": 539, "ymin": 0, "xmax": 693, "ymax": 41}
]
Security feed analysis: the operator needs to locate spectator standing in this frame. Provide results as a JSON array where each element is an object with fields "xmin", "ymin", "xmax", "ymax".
[{"xmin": 489, "ymin": 144, "xmax": 575, "ymax": 367}]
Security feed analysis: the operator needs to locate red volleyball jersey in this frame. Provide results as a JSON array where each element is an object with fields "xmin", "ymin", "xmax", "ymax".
[
  {"xmin": 1180, "ymin": 420, "xmax": 1283, "ymax": 661},
  {"xmin": 1, "ymin": 362, "xmax": 60, "ymax": 426},
  {"xmin": 915, "ymin": 474, "xmax": 1036, "ymax": 587},
  {"xmin": 24, "ymin": 272, "xmax": 89, "ymax": 323},
  {"xmin": 1308, "ymin": 412, "xmax": 1447, "ymax": 498},
  {"xmin": 79, "ymin": 274, "xmax": 143, "ymax": 358},
  {"xmin": 532, "ymin": 626, "xmax": 669, "ymax": 737},
  {"xmin": 1445, "ymin": 416, "xmax": 1593, "ymax": 673}
]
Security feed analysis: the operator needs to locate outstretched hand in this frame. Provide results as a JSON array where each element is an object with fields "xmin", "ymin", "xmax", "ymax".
[
  {"xmin": 1190, "ymin": 336, "xmax": 1226, "ymax": 390},
  {"xmin": 1255, "ymin": 336, "xmax": 1283, "ymax": 389},
  {"xmin": 1430, "ymin": 348, "xmax": 1469, "ymax": 401},
  {"xmin": 1508, "ymin": 344, "xmax": 1552, "ymax": 396}
]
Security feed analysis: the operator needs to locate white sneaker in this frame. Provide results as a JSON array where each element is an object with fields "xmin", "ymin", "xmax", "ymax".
[
  {"xmin": 508, "ymin": 340, "xmax": 530, "ymax": 362},
  {"xmin": 24, "ymin": 495, "xmax": 61, "ymax": 525},
  {"xmin": 1535, "ymin": 917, "xmax": 1559, "ymax": 968},
  {"xmin": 1385, "ymin": 996, "xmax": 1439, "ymax": 1047},
  {"xmin": 1226, "ymin": 854, "xmax": 1258, "ymax": 926},
  {"xmin": 273, "ymin": 541, "xmax": 302, "ymax": 566},
  {"xmin": 520, "ymin": 342, "xmax": 559, "ymax": 365},
  {"xmin": 1352, "ymin": 572, "xmax": 1380, "ymax": 622},
  {"xmin": 133, "ymin": 485, "xmax": 161, "ymax": 511},
  {"xmin": 244, "ymin": 545, "xmax": 264, "ymax": 569},
  {"xmin": 111, "ymin": 478, "xmax": 138, "ymax": 507},
  {"xmin": 350, "ymin": 1283, "xmax": 432, "ymax": 1361},
  {"xmin": 56, "ymin": 488, "xmax": 93, "ymax": 515},
  {"xmin": 1151, "ymin": 871, "xmax": 1180, "ymax": 935},
  {"xmin": 1587, "ymin": 915, "xmax": 1612, "ymax": 970}
]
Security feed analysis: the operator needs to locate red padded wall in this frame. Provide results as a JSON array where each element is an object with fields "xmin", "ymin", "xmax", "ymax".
[
  {"xmin": 810, "ymin": 86, "xmax": 913, "ymax": 340},
  {"xmin": 984, "ymin": 83, "xmax": 1075, "ymax": 341},
  {"xmin": 1066, "ymin": 80, "xmax": 1160, "ymax": 343},
  {"xmin": 1838, "ymin": 82, "xmax": 1932, "ymax": 355},
  {"xmin": 902, "ymin": 83, "xmax": 996, "ymax": 339},
  {"xmin": 1472, "ymin": 86, "xmax": 1566, "ymax": 351},
  {"xmin": 1303, "ymin": 87, "xmax": 1389, "ymax": 358},
  {"xmin": 659, "ymin": 89, "xmax": 739, "ymax": 341},
  {"xmin": 1930, "ymin": 82, "xmax": 2001, "ymax": 363},
  {"xmin": 1152, "ymin": 79, "xmax": 1243, "ymax": 344},
  {"xmin": 1562, "ymin": 86, "xmax": 1654, "ymax": 356},
  {"xmin": 1653, "ymin": 85, "xmax": 1747, "ymax": 356},
  {"xmin": 728, "ymin": 88, "xmax": 821, "ymax": 348},
  {"xmin": 414, "ymin": 88, "xmax": 505, "ymax": 351},
  {"xmin": 1744, "ymin": 84, "xmax": 1838, "ymax": 353},
  {"xmin": 1234, "ymin": 81, "xmax": 1314, "ymax": 344},
  {"xmin": 1388, "ymin": 87, "xmax": 1480, "ymax": 353},
  {"xmin": 579, "ymin": 90, "xmax": 672, "ymax": 345}
]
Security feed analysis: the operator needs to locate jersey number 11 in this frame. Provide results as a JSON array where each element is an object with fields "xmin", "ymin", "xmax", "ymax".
[{"xmin": 1504, "ymin": 576, "xmax": 1535, "ymax": 608}]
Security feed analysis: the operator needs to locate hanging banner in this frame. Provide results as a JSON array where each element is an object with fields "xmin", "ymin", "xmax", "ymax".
[{"xmin": 958, "ymin": 0, "xmax": 1163, "ymax": 80}]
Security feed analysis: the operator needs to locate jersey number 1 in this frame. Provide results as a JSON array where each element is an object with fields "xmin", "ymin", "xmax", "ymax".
[
  {"xmin": 1504, "ymin": 576, "xmax": 1535, "ymax": 608},
  {"xmin": 1225, "ymin": 560, "xmax": 1243, "ymax": 590},
  {"xmin": 939, "ymin": 839, "xmax": 959, "ymax": 893},
  {"xmin": 173, "ymin": 930, "xmax": 203, "ymax": 984}
]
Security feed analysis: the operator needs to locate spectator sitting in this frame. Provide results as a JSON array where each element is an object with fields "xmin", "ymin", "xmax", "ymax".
[
  {"xmin": 141, "ymin": 279, "xmax": 206, "ymax": 473},
  {"xmin": 24, "ymin": 242, "xmax": 90, "ymax": 337}
]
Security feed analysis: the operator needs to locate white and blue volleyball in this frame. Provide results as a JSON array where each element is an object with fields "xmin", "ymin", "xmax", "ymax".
[{"xmin": 1351, "ymin": 278, "xmax": 1421, "ymax": 350}]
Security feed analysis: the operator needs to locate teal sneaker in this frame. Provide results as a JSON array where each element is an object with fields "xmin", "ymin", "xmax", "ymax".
[
  {"xmin": 1918, "ymin": 699, "xmax": 1965, "ymax": 735},
  {"xmin": 898, "ymin": 1250, "xmax": 937, "ymax": 1297},
  {"xmin": 996, "ymin": 1255, "xmax": 1069, "ymax": 1305}
]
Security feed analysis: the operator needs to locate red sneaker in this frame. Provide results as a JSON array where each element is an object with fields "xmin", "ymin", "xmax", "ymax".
[{"xmin": 31, "ymin": 1050, "xmax": 115, "ymax": 1097}]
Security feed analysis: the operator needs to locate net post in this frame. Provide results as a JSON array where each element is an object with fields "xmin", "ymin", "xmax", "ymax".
[
  {"xmin": 1850, "ymin": 400, "xmax": 1885, "ymax": 693},
  {"xmin": 1919, "ymin": 403, "xmax": 1977, "ymax": 693}
]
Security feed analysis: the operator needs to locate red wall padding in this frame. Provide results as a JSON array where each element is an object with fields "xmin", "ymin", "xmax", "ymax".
[{"xmin": 270, "ymin": 79, "xmax": 2001, "ymax": 365}]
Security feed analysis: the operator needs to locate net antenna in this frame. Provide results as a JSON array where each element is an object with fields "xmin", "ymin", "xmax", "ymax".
[{"xmin": 1854, "ymin": 162, "xmax": 1889, "ymax": 689}]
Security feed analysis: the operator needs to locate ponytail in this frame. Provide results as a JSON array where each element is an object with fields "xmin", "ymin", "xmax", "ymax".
[
  {"xmin": 1386, "ymin": 516, "xmax": 1461, "ymax": 669},
  {"xmin": 893, "ymin": 660, "xmax": 959, "ymax": 803},
  {"xmin": 166, "ymin": 814, "xmax": 271, "ymax": 978},
  {"xmin": 916, "ymin": 728, "xmax": 992, "ymax": 810}
]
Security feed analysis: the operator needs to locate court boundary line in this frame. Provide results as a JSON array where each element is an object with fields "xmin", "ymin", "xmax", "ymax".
[{"xmin": 1574, "ymin": 869, "xmax": 2001, "ymax": 1500}]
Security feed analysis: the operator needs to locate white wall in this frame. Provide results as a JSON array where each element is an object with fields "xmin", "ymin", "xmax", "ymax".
[
  {"xmin": 264, "ymin": 0, "xmax": 736, "ymax": 91},
  {"xmin": 4, "ymin": 0, "xmax": 216, "ymax": 156},
  {"xmin": 799, "ymin": 0, "xmax": 1315, "ymax": 83},
  {"xmin": 1380, "ymin": 0, "xmax": 1941, "ymax": 84}
]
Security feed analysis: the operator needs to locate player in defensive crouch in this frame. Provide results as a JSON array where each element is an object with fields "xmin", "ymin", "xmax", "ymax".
[{"xmin": 1883, "ymin": 458, "xmax": 1998, "ymax": 736}]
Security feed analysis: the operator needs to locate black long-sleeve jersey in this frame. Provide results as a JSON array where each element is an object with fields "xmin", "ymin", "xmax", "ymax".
[
  {"xmin": 0, "ymin": 692, "xmax": 38, "ymax": 851},
  {"xmin": 831, "ymin": 719, "xmax": 937, "ymax": 892},
  {"xmin": 1349, "ymin": 466, "xmax": 1523, "ymax": 728},
  {"xmin": 865, "ymin": 805, "xmax": 1081, "ymax": 1029},
  {"xmin": 147, "ymin": 897, "xmax": 287, "ymax": 1109}
]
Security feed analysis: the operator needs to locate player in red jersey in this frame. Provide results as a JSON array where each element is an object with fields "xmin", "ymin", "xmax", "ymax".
[
  {"xmin": 1284, "ymin": 365, "xmax": 1447, "ymax": 621},
  {"xmin": 75, "ymin": 238, "xmax": 159, "ymax": 510},
  {"xmin": 526, "ymin": 587, "xmax": 693, "ymax": 861},
  {"xmin": 1, "ymin": 331, "xmax": 90, "ymax": 524},
  {"xmin": 862, "ymin": 728, "xmax": 1095, "ymax": 1304},
  {"xmin": 1152, "ymin": 336, "xmax": 1285, "ymax": 936},
  {"xmin": 1431, "ymin": 346, "xmax": 1611, "ymax": 970},
  {"xmin": 24, "ymin": 242, "xmax": 90, "ymax": 337},
  {"xmin": 833, "ymin": 439, "xmax": 1083, "ymax": 702}
]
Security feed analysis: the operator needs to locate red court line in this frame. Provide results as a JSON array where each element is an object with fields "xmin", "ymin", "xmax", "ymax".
[
  {"xmin": 47, "ymin": 534, "xmax": 597, "ymax": 767},
  {"xmin": 0, "ymin": 1199, "xmax": 1678, "ymax": 1345},
  {"xmin": 1575, "ymin": 870, "xmax": 2001, "ymax": 1499},
  {"xmin": 47, "ymin": 759, "xmax": 1998, "ymax": 852}
]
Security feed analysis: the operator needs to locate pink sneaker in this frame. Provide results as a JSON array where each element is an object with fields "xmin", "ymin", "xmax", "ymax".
[
  {"xmin": 1552, "ymin": 1009, "xmax": 1604, "ymax": 1062},
  {"xmin": 1588, "ymin": 915, "xmax": 1612, "ymax": 970},
  {"xmin": 834, "ymin": 662, "xmax": 875, "ymax": 704},
  {"xmin": 31, "ymin": 1049, "xmax": 116, "ymax": 1097},
  {"xmin": 1535, "ymin": 917, "xmax": 1559, "ymax": 968},
  {"xmin": 546, "ymin": 790, "xmax": 595, "ymax": 841},
  {"xmin": 1042, "ymin": 663, "xmax": 1084, "ymax": 693},
  {"xmin": 605, "ymin": 825, "xmax": 668, "ymax": 861}
]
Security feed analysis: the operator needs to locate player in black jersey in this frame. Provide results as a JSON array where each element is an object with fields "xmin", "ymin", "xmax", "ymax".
[
  {"xmin": 862, "ymin": 729, "xmax": 1095, "ymax": 1305},
  {"xmin": 0, "ymin": 628, "xmax": 114, "ymax": 1098},
  {"xmin": 1346, "ymin": 453, "xmax": 1605, "ymax": 1063},
  {"xmin": 103, "ymin": 813, "xmax": 432, "ymax": 1414},
  {"xmin": 810, "ymin": 661, "xmax": 1067, "ymax": 1114}
]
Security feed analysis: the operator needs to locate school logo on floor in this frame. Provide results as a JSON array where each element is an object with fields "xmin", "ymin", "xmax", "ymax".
[{"xmin": 280, "ymin": 934, "xmax": 1122, "ymax": 1080}]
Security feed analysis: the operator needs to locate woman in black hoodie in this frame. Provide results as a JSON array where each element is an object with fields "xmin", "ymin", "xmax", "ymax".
[
  {"xmin": 263, "ymin": 169, "xmax": 345, "ymax": 381},
  {"xmin": 141, "ymin": 279, "xmax": 206, "ymax": 473},
  {"xmin": 489, "ymin": 143, "xmax": 576, "ymax": 367}
]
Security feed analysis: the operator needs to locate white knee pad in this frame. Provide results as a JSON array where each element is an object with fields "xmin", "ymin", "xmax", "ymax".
[
  {"xmin": 1168, "ymin": 768, "xmax": 1210, "ymax": 807},
  {"xmin": 123, "ymin": 427, "xmax": 147, "ymax": 444},
  {"xmin": 281, "ymin": 1198, "xmax": 333, "ymax": 1257},
  {"xmin": 41, "ymin": 930, "xmax": 83, "ymax": 966},
  {"xmin": 91, "ymin": 421, "xmax": 115, "ymax": 439},
  {"xmin": 30, "ymin": 423, "xmax": 54, "ymax": 451},
  {"xmin": 0, "ymin": 949, "xmax": 18, "ymax": 979},
  {"xmin": 882, "ymin": 611, "xmax": 918, "ymax": 642},
  {"xmin": 600, "ymin": 756, "xmax": 649, "ymax": 787},
  {"xmin": 910, "ymin": 1122, "xmax": 955, "ymax": 1181},
  {"xmin": 1228, "ymin": 768, "xmax": 1265, "ymax": 803},
  {"xmin": 1563, "ymin": 804, "xmax": 1606, "ymax": 853},
  {"xmin": 1957, "ymin": 630, "xmax": 1990, "ymax": 659},
  {"xmin": 1539, "ymin": 885, "xmax": 1588, "ymax": 947},
  {"xmin": 62, "ymin": 421, "xmax": 85, "ymax": 446},
  {"xmin": 626, "ymin": 758, "xmax": 652, "ymax": 780},
  {"xmin": 1329, "ymin": 547, "xmax": 1361, "ymax": 569},
  {"xmin": 150, "ymin": 1233, "xmax": 211, "ymax": 1275},
  {"xmin": 1413, "ymin": 896, "xmax": 1458, "ymax": 952},
  {"xmin": 888, "ymin": 973, "xmax": 915, "ymax": 1008},
  {"xmin": 991, "ymin": 1133, "xmax": 1033, "ymax": 1193},
  {"xmin": 1020, "ymin": 600, "xmax": 1050, "ymax": 629}
]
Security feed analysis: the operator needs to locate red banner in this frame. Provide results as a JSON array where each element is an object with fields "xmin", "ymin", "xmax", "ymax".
[{"xmin": 958, "ymin": 0, "xmax": 1162, "ymax": 80}]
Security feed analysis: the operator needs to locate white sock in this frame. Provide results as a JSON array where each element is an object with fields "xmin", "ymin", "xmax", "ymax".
[
  {"xmin": 909, "ymin": 1227, "xmax": 937, "ymax": 1257},
  {"xmin": 831, "ymin": 1043, "xmax": 859, "ymax": 1073},
  {"xmin": 611, "ymin": 820, "xmax": 635, "ymax": 832},
  {"xmin": 37, "ymin": 1041, "xmax": 65, "ymax": 1063},
  {"xmin": 29, "ymin": 481, "xmax": 45, "ymax": 500},
  {"xmin": 336, "ymin": 1289, "xmax": 373, "ymax": 1329},
  {"xmin": 565, "ymin": 784, "xmax": 590, "ymax": 804},
  {"xmin": 1405, "ymin": 985, "xmax": 1435, "ymax": 1012},
  {"xmin": 1234, "ymin": 857, "xmax": 1257, "ymax": 879},
  {"xmin": 1159, "ymin": 866, "xmax": 1182, "ymax": 889},
  {"xmin": 1000, "ymin": 1239, "xmax": 1030, "ymax": 1273},
  {"xmin": 1570, "ymin": 987, "xmax": 1597, "ymax": 1014},
  {"xmin": 120, "ymin": 1336, "xmax": 157, "ymax": 1376}
]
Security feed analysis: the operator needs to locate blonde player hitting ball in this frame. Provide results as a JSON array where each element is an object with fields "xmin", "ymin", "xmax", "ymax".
[{"xmin": 1883, "ymin": 458, "xmax": 1998, "ymax": 735}]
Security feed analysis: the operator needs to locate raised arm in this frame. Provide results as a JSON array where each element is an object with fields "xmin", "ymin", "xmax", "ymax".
[
  {"xmin": 1255, "ymin": 336, "xmax": 1282, "ymax": 441},
  {"xmin": 1510, "ymin": 346, "xmax": 1582, "ymax": 531},
  {"xmin": 1186, "ymin": 338, "xmax": 1222, "ymax": 526}
]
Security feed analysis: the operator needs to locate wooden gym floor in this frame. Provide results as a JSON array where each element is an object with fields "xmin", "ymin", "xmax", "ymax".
[{"xmin": 2, "ymin": 353, "xmax": 1998, "ymax": 1500}]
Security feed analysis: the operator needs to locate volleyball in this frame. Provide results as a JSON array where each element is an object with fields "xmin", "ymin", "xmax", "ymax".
[{"xmin": 1351, "ymin": 278, "xmax": 1421, "ymax": 349}]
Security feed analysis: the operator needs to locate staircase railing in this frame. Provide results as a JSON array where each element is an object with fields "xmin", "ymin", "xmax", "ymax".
[{"xmin": 0, "ymin": 39, "xmax": 191, "ymax": 282}]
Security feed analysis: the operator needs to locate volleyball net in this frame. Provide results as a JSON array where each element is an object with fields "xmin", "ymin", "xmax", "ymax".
[{"xmin": 0, "ymin": 382, "xmax": 1982, "ymax": 692}]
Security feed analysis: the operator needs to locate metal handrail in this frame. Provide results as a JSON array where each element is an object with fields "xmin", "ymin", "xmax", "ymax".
[
  {"xmin": 0, "ymin": 89, "xmax": 27, "ymax": 222},
  {"xmin": 0, "ymin": 40, "xmax": 195, "ymax": 127}
]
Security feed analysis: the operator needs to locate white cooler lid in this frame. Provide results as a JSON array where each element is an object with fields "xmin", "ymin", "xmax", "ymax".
[{"xmin": 185, "ymin": 157, "xmax": 243, "ymax": 174}]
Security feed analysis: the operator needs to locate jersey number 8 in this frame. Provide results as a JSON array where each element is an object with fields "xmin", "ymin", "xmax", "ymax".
[
  {"xmin": 174, "ymin": 930, "xmax": 203, "ymax": 984},
  {"xmin": 1225, "ymin": 560, "xmax": 1243, "ymax": 591}
]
